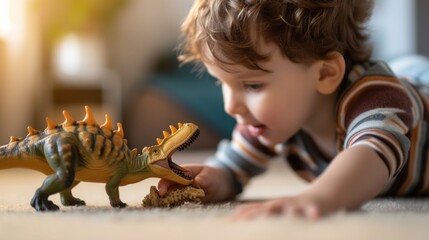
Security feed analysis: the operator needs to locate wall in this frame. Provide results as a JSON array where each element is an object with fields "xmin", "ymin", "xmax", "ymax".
[
  {"xmin": 0, "ymin": 0, "xmax": 42, "ymax": 143},
  {"xmin": 417, "ymin": 0, "xmax": 429, "ymax": 56},
  {"xmin": 369, "ymin": 0, "xmax": 417, "ymax": 61},
  {"xmin": 108, "ymin": 0, "xmax": 194, "ymax": 93},
  {"xmin": 110, "ymin": 0, "xmax": 422, "ymax": 91}
]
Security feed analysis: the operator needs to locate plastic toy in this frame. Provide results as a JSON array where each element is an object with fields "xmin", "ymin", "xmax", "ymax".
[
  {"xmin": 0, "ymin": 106, "xmax": 199, "ymax": 211},
  {"xmin": 142, "ymin": 186, "xmax": 205, "ymax": 208}
]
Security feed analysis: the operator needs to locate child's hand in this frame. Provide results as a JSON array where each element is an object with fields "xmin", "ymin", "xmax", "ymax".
[
  {"xmin": 232, "ymin": 194, "xmax": 332, "ymax": 220},
  {"xmin": 157, "ymin": 164, "xmax": 234, "ymax": 203}
]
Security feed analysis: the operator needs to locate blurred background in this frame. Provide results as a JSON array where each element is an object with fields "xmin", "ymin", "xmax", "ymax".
[{"xmin": 0, "ymin": 0, "xmax": 427, "ymax": 151}]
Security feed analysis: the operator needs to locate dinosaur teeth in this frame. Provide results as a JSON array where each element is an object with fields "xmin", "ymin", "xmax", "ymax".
[
  {"xmin": 172, "ymin": 168, "xmax": 191, "ymax": 180},
  {"xmin": 177, "ymin": 129, "xmax": 200, "ymax": 152},
  {"xmin": 169, "ymin": 160, "xmax": 191, "ymax": 179}
]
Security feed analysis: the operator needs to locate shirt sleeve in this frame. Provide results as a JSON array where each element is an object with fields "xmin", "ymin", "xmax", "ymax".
[
  {"xmin": 337, "ymin": 75, "xmax": 422, "ymax": 180},
  {"xmin": 205, "ymin": 124, "xmax": 277, "ymax": 195}
]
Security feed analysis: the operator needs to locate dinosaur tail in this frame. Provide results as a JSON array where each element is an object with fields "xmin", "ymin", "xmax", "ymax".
[
  {"xmin": 0, "ymin": 137, "xmax": 46, "ymax": 171},
  {"xmin": 0, "ymin": 139, "xmax": 26, "ymax": 169}
]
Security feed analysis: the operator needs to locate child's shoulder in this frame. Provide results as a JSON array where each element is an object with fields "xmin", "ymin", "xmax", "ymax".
[
  {"xmin": 339, "ymin": 61, "xmax": 411, "ymax": 98},
  {"xmin": 346, "ymin": 61, "xmax": 395, "ymax": 84},
  {"xmin": 337, "ymin": 60, "xmax": 423, "ymax": 129}
]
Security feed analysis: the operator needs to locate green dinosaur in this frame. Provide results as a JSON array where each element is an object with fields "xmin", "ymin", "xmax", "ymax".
[{"xmin": 0, "ymin": 106, "xmax": 199, "ymax": 211}]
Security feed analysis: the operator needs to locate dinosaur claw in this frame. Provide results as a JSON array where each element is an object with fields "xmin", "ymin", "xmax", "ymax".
[
  {"xmin": 61, "ymin": 196, "xmax": 86, "ymax": 207},
  {"xmin": 46, "ymin": 200, "xmax": 60, "ymax": 211},
  {"xmin": 31, "ymin": 190, "xmax": 60, "ymax": 211},
  {"xmin": 33, "ymin": 199, "xmax": 59, "ymax": 211},
  {"xmin": 31, "ymin": 198, "xmax": 59, "ymax": 211},
  {"xmin": 111, "ymin": 201, "xmax": 127, "ymax": 209}
]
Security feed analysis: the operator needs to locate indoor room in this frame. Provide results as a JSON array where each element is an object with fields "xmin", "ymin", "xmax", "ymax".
[{"xmin": 0, "ymin": 0, "xmax": 428, "ymax": 239}]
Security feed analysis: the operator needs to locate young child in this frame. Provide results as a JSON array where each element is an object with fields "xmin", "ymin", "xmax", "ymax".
[{"xmin": 158, "ymin": 0, "xmax": 429, "ymax": 219}]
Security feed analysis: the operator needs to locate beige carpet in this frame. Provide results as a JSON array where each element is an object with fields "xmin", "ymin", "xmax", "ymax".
[{"xmin": 1, "ymin": 150, "xmax": 428, "ymax": 240}]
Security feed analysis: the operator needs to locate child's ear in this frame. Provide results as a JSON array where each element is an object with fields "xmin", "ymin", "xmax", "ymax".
[{"xmin": 315, "ymin": 52, "xmax": 345, "ymax": 95}]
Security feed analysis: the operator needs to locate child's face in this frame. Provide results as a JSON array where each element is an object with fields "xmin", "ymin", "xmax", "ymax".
[{"xmin": 204, "ymin": 43, "xmax": 325, "ymax": 146}]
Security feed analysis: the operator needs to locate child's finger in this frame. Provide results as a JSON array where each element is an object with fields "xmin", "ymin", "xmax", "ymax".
[{"xmin": 157, "ymin": 179, "xmax": 176, "ymax": 196}]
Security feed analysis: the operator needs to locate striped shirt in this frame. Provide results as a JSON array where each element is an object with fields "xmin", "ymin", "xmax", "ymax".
[{"xmin": 206, "ymin": 61, "xmax": 429, "ymax": 197}]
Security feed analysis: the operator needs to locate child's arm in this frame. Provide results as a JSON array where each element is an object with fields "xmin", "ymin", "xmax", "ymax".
[{"xmin": 233, "ymin": 144, "xmax": 389, "ymax": 219}]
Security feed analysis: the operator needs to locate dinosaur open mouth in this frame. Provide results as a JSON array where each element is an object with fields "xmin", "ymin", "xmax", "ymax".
[
  {"xmin": 171, "ymin": 129, "xmax": 200, "ymax": 180},
  {"xmin": 168, "ymin": 158, "xmax": 193, "ymax": 180},
  {"xmin": 164, "ymin": 129, "xmax": 200, "ymax": 180}
]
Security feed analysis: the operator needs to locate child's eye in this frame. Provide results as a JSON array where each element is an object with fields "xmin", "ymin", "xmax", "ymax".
[{"xmin": 243, "ymin": 83, "xmax": 264, "ymax": 92}]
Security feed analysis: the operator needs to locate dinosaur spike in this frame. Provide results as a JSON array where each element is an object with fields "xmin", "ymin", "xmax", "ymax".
[
  {"xmin": 169, "ymin": 125, "xmax": 177, "ymax": 134},
  {"xmin": 100, "ymin": 114, "xmax": 113, "ymax": 130},
  {"xmin": 131, "ymin": 148, "xmax": 137, "ymax": 157},
  {"xmin": 114, "ymin": 122, "xmax": 124, "ymax": 138},
  {"xmin": 27, "ymin": 126, "xmax": 39, "ymax": 137},
  {"xmin": 45, "ymin": 117, "xmax": 56, "ymax": 130},
  {"xmin": 123, "ymin": 139, "xmax": 128, "ymax": 145},
  {"xmin": 178, "ymin": 122, "xmax": 183, "ymax": 128},
  {"xmin": 9, "ymin": 136, "xmax": 20, "ymax": 143},
  {"xmin": 163, "ymin": 131, "xmax": 170, "ymax": 138},
  {"xmin": 62, "ymin": 110, "xmax": 74, "ymax": 127},
  {"xmin": 156, "ymin": 138, "xmax": 163, "ymax": 145},
  {"xmin": 82, "ymin": 106, "xmax": 98, "ymax": 126}
]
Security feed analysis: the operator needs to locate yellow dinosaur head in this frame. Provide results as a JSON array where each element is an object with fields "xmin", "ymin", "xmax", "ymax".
[{"xmin": 143, "ymin": 123, "xmax": 199, "ymax": 185}]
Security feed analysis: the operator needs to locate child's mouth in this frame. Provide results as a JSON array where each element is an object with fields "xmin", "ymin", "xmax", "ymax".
[{"xmin": 248, "ymin": 125, "xmax": 266, "ymax": 137}]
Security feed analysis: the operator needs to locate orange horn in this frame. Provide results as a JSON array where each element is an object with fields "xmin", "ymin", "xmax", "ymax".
[
  {"xmin": 101, "ymin": 114, "xmax": 113, "ymax": 130},
  {"xmin": 169, "ymin": 125, "xmax": 177, "ymax": 134},
  {"xmin": 9, "ymin": 136, "xmax": 20, "ymax": 143},
  {"xmin": 163, "ymin": 131, "xmax": 170, "ymax": 138},
  {"xmin": 45, "ymin": 117, "xmax": 56, "ymax": 130},
  {"xmin": 82, "ymin": 106, "xmax": 98, "ymax": 126},
  {"xmin": 26, "ymin": 126, "xmax": 39, "ymax": 137},
  {"xmin": 62, "ymin": 110, "xmax": 74, "ymax": 127},
  {"xmin": 114, "ymin": 122, "xmax": 124, "ymax": 138}
]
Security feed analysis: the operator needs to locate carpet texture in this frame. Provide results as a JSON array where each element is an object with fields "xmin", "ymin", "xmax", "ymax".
[{"xmin": 1, "ymin": 151, "xmax": 428, "ymax": 240}]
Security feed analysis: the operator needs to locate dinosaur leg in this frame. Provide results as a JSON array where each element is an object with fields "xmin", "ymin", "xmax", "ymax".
[
  {"xmin": 105, "ymin": 167, "xmax": 127, "ymax": 208},
  {"xmin": 31, "ymin": 137, "xmax": 78, "ymax": 211},
  {"xmin": 31, "ymin": 178, "xmax": 61, "ymax": 211},
  {"xmin": 60, "ymin": 181, "xmax": 86, "ymax": 206}
]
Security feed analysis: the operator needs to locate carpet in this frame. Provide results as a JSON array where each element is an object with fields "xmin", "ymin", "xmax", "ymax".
[{"xmin": 1, "ymin": 150, "xmax": 428, "ymax": 240}]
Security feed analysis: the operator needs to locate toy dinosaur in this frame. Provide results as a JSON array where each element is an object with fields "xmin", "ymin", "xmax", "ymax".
[
  {"xmin": 0, "ymin": 106, "xmax": 199, "ymax": 211},
  {"xmin": 142, "ymin": 186, "xmax": 205, "ymax": 208}
]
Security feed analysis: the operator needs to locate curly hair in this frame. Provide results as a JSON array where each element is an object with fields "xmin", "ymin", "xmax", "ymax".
[{"xmin": 179, "ymin": 0, "xmax": 374, "ymax": 71}]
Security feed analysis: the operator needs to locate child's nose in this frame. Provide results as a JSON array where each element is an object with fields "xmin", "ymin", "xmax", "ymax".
[{"xmin": 224, "ymin": 92, "xmax": 246, "ymax": 116}]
